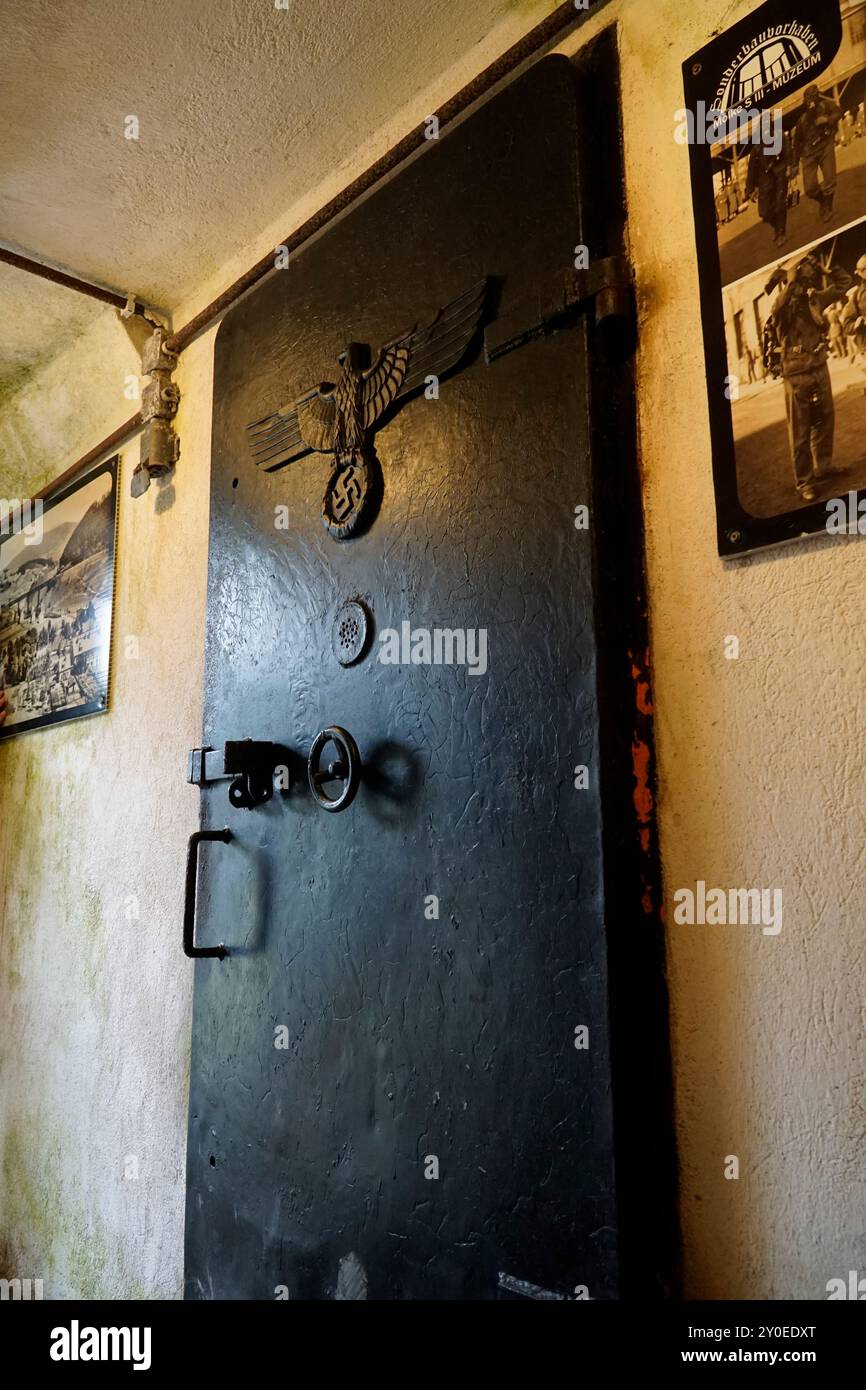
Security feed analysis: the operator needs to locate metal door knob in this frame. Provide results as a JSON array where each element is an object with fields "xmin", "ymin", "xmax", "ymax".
[{"xmin": 307, "ymin": 726, "xmax": 361, "ymax": 812}]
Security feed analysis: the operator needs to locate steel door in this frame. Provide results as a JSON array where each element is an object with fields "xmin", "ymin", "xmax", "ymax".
[{"xmin": 185, "ymin": 50, "xmax": 648, "ymax": 1301}]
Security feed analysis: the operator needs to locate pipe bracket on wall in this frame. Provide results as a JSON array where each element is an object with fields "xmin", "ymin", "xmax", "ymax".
[{"xmin": 131, "ymin": 325, "xmax": 181, "ymax": 497}]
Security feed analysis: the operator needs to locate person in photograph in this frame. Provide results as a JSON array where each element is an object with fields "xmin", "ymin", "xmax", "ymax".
[
  {"xmin": 762, "ymin": 309, "xmax": 781, "ymax": 378},
  {"xmin": 793, "ymin": 85, "xmax": 843, "ymax": 224},
  {"xmin": 825, "ymin": 302, "xmax": 847, "ymax": 359},
  {"xmin": 765, "ymin": 252, "xmax": 851, "ymax": 500},
  {"xmin": 746, "ymin": 129, "xmax": 792, "ymax": 248},
  {"xmin": 716, "ymin": 184, "xmax": 730, "ymax": 224},
  {"xmin": 841, "ymin": 254, "xmax": 866, "ymax": 387},
  {"xmin": 837, "ymin": 110, "xmax": 853, "ymax": 147},
  {"xmin": 742, "ymin": 344, "xmax": 757, "ymax": 383}
]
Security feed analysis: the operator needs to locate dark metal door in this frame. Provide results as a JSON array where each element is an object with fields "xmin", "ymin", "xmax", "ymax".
[{"xmin": 185, "ymin": 52, "xmax": 640, "ymax": 1301}]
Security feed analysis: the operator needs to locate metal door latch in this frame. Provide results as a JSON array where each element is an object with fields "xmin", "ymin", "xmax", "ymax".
[
  {"xmin": 189, "ymin": 730, "xmax": 364, "ymax": 813},
  {"xmin": 187, "ymin": 740, "xmax": 291, "ymax": 809},
  {"xmin": 484, "ymin": 254, "xmax": 633, "ymax": 363}
]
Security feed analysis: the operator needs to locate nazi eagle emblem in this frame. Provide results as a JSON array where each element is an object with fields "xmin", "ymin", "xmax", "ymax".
[{"xmin": 245, "ymin": 279, "xmax": 488, "ymax": 539}]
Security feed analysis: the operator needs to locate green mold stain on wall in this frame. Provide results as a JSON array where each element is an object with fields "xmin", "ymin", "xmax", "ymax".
[
  {"xmin": 64, "ymin": 1213, "xmax": 113, "ymax": 1300},
  {"xmin": 79, "ymin": 879, "xmax": 111, "ymax": 1019},
  {"xmin": 1, "ymin": 1119, "xmax": 127, "ymax": 1298},
  {"xmin": 1, "ymin": 1123, "xmax": 62, "ymax": 1272},
  {"xmin": 80, "ymin": 880, "xmax": 102, "ymax": 947},
  {"xmin": 0, "ymin": 883, "xmax": 31, "ymax": 990},
  {"xmin": 0, "ymin": 746, "xmax": 44, "ymax": 987}
]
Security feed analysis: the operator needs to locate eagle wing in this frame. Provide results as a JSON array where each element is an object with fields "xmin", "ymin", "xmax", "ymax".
[
  {"xmin": 247, "ymin": 279, "xmax": 488, "ymax": 467},
  {"xmin": 363, "ymin": 278, "xmax": 488, "ymax": 428},
  {"xmin": 297, "ymin": 391, "xmax": 339, "ymax": 454},
  {"xmin": 363, "ymin": 339, "xmax": 413, "ymax": 428},
  {"xmin": 394, "ymin": 279, "xmax": 487, "ymax": 403},
  {"xmin": 246, "ymin": 385, "xmax": 336, "ymax": 471}
]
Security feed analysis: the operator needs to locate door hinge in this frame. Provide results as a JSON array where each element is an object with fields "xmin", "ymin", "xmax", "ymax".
[{"xmin": 484, "ymin": 254, "xmax": 633, "ymax": 363}]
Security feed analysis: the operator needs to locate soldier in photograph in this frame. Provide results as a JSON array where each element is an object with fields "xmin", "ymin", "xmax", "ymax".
[
  {"xmin": 841, "ymin": 254, "xmax": 866, "ymax": 388},
  {"xmin": 742, "ymin": 343, "xmax": 757, "ymax": 383},
  {"xmin": 746, "ymin": 129, "xmax": 793, "ymax": 248},
  {"xmin": 765, "ymin": 252, "xmax": 851, "ymax": 501},
  {"xmin": 825, "ymin": 302, "xmax": 848, "ymax": 359},
  {"xmin": 793, "ymin": 84, "xmax": 843, "ymax": 223}
]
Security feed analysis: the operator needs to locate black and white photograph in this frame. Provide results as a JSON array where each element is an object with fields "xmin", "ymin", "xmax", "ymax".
[
  {"xmin": 724, "ymin": 217, "xmax": 866, "ymax": 514},
  {"xmin": 0, "ymin": 459, "xmax": 117, "ymax": 739},
  {"xmin": 684, "ymin": 0, "xmax": 866, "ymax": 550},
  {"xmin": 713, "ymin": 9, "xmax": 866, "ymax": 288}
]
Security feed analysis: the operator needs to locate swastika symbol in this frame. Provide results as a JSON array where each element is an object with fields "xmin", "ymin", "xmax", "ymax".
[{"xmin": 332, "ymin": 466, "xmax": 363, "ymax": 521}]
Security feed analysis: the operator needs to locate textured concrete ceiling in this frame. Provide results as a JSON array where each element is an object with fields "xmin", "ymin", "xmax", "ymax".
[
  {"xmin": 0, "ymin": 262, "xmax": 106, "ymax": 396},
  {"xmin": 0, "ymin": 0, "xmax": 547, "ymax": 390}
]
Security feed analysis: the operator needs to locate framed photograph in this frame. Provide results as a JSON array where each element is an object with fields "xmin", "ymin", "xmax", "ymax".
[
  {"xmin": 683, "ymin": 0, "xmax": 866, "ymax": 554},
  {"xmin": 0, "ymin": 456, "xmax": 119, "ymax": 739}
]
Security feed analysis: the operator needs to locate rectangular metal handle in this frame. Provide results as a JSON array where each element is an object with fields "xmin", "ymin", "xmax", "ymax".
[{"xmin": 184, "ymin": 828, "xmax": 232, "ymax": 959}]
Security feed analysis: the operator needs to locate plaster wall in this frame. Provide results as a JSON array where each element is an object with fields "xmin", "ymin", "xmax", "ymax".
[{"xmin": 1, "ymin": 0, "xmax": 863, "ymax": 1298}]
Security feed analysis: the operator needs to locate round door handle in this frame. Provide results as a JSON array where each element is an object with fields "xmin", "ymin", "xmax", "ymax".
[{"xmin": 307, "ymin": 726, "xmax": 361, "ymax": 812}]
